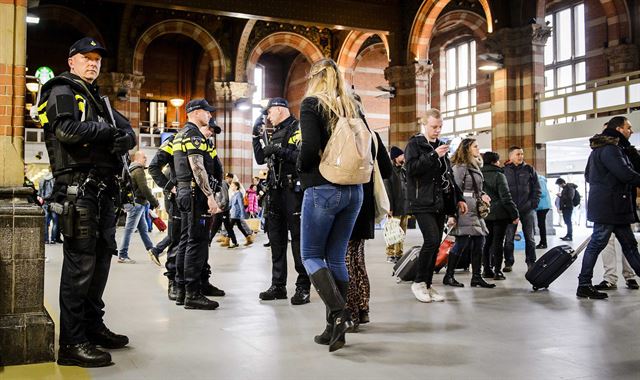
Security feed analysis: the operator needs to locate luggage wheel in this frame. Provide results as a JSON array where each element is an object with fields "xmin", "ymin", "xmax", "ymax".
[
  {"xmin": 395, "ymin": 278, "xmax": 402, "ymax": 284},
  {"xmin": 532, "ymin": 287, "xmax": 538, "ymax": 291}
]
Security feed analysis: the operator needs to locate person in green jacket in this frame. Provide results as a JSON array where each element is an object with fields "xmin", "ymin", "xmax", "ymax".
[{"xmin": 481, "ymin": 152, "xmax": 519, "ymax": 280}]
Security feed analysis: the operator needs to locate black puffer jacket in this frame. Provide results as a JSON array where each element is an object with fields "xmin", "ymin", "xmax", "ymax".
[
  {"xmin": 404, "ymin": 133, "xmax": 463, "ymax": 215},
  {"xmin": 384, "ymin": 164, "xmax": 407, "ymax": 216},
  {"xmin": 559, "ymin": 183, "xmax": 577, "ymax": 210},
  {"xmin": 481, "ymin": 164, "xmax": 519, "ymax": 222},
  {"xmin": 503, "ymin": 162, "xmax": 541, "ymax": 214}
]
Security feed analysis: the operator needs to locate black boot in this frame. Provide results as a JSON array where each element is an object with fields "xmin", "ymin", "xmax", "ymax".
[
  {"xmin": 86, "ymin": 326, "xmax": 129, "ymax": 349},
  {"xmin": 314, "ymin": 307, "xmax": 332, "ymax": 345},
  {"xmin": 175, "ymin": 284, "xmax": 186, "ymax": 306},
  {"xmin": 201, "ymin": 281, "xmax": 226, "ymax": 297},
  {"xmin": 443, "ymin": 274, "xmax": 464, "ymax": 287},
  {"xmin": 168, "ymin": 279, "xmax": 177, "ymax": 301},
  {"xmin": 57, "ymin": 342, "xmax": 112, "ymax": 367},
  {"xmin": 471, "ymin": 274, "xmax": 496, "ymax": 288},
  {"xmin": 184, "ymin": 290, "xmax": 219, "ymax": 310},
  {"xmin": 309, "ymin": 268, "xmax": 353, "ymax": 352}
]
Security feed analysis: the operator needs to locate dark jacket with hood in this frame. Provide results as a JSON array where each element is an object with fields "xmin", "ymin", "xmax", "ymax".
[
  {"xmin": 481, "ymin": 164, "xmax": 519, "ymax": 222},
  {"xmin": 384, "ymin": 162, "xmax": 407, "ymax": 217},
  {"xmin": 130, "ymin": 162, "xmax": 159, "ymax": 209},
  {"xmin": 559, "ymin": 183, "xmax": 577, "ymax": 210},
  {"xmin": 404, "ymin": 133, "xmax": 464, "ymax": 215},
  {"xmin": 503, "ymin": 161, "xmax": 541, "ymax": 214},
  {"xmin": 585, "ymin": 128, "xmax": 640, "ymax": 224}
]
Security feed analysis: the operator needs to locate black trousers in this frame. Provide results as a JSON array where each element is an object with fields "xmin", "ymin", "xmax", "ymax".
[
  {"xmin": 536, "ymin": 209, "xmax": 549, "ymax": 245},
  {"xmin": 59, "ymin": 183, "xmax": 116, "ymax": 345},
  {"xmin": 209, "ymin": 210, "xmax": 237, "ymax": 244},
  {"xmin": 230, "ymin": 218, "xmax": 252, "ymax": 238},
  {"xmin": 266, "ymin": 187, "xmax": 310, "ymax": 289},
  {"xmin": 483, "ymin": 220, "xmax": 509, "ymax": 272},
  {"xmin": 447, "ymin": 235, "xmax": 485, "ymax": 276},
  {"xmin": 175, "ymin": 187, "xmax": 209, "ymax": 292},
  {"xmin": 414, "ymin": 212, "xmax": 446, "ymax": 285}
]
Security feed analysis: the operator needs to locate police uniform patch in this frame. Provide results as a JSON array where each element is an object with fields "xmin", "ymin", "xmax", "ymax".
[{"xmin": 191, "ymin": 136, "xmax": 202, "ymax": 147}]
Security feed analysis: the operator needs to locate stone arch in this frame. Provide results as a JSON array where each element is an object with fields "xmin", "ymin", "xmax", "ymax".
[
  {"xmin": 432, "ymin": 10, "xmax": 488, "ymax": 41},
  {"xmin": 133, "ymin": 20, "xmax": 226, "ymax": 80},
  {"xmin": 36, "ymin": 5, "xmax": 105, "ymax": 46},
  {"xmin": 336, "ymin": 31, "xmax": 390, "ymax": 78},
  {"xmin": 235, "ymin": 20, "xmax": 257, "ymax": 81},
  {"xmin": 246, "ymin": 32, "xmax": 324, "ymax": 83},
  {"xmin": 407, "ymin": 0, "xmax": 493, "ymax": 61}
]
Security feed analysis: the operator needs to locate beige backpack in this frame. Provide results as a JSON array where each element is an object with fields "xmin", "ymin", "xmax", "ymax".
[{"xmin": 319, "ymin": 102, "xmax": 374, "ymax": 185}]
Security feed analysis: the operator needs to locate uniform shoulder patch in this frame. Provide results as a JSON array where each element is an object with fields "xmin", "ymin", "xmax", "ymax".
[{"xmin": 191, "ymin": 136, "xmax": 204, "ymax": 147}]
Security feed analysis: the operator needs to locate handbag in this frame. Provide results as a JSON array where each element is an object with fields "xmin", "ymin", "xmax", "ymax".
[
  {"xmin": 371, "ymin": 133, "xmax": 390, "ymax": 223},
  {"xmin": 383, "ymin": 217, "xmax": 405, "ymax": 246},
  {"xmin": 469, "ymin": 170, "xmax": 490, "ymax": 219}
]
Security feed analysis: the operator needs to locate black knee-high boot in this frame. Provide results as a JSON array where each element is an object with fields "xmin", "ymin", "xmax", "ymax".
[
  {"xmin": 314, "ymin": 307, "xmax": 332, "ymax": 345},
  {"xmin": 309, "ymin": 268, "xmax": 353, "ymax": 352},
  {"xmin": 470, "ymin": 245, "xmax": 495, "ymax": 288}
]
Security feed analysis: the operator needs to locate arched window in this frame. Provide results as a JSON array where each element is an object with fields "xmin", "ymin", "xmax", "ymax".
[
  {"xmin": 443, "ymin": 40, "xmax": 476, "ymax": 113},
  {"xmin": 544, "ymin": 3, "xmax": 586, "ymax": 96}
]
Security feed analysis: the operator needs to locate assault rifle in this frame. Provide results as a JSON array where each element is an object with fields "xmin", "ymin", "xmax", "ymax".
[{"xmin": 102, "ymin": 96, "xmax": 135, "ymax": 210}]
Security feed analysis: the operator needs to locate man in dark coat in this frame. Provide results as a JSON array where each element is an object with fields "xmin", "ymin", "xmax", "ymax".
[
  {"xmin": 577, "ymin": 116, "xmax": 640, "ymax": 299},
  {"xmin": 555, "ymin": 178, "xmax": 577, "ymax": 241},
  {"xmin": 384, "ymin": 146, "xmax": 408, "ymax": 263}
]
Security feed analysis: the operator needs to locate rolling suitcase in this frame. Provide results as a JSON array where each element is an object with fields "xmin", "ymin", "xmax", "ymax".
[
  {"xmin": 393, "ymin": 246, "xmax": 421, "ymax": 283},
  {"xmin": 525, "ymin": 237, "xmax": 590, "ymax": 291}
]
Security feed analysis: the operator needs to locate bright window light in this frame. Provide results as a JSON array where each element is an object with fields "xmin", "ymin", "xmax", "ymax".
[{"xmin": 26, "ymin": 16, "xmax": 39, "ymax": 24}]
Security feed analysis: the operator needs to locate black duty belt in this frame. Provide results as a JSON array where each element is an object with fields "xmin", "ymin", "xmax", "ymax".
[{"xmin": 177, "ymin": 181, "xmax": 193, "ymax": 188}]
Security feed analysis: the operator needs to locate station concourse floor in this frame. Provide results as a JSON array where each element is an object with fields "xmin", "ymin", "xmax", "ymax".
[{"xmin": 3, "ymin": 226, "xmax": 640, "ymax": 380}]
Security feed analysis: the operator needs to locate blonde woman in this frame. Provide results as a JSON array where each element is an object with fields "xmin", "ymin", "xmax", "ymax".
[
  {"xmin": 445, "ymin": 138, "xmax": 495, "ymax": 288},
  {"xmin": 297, "ymin": 58, "xmax": 364, "ymax": 352}
]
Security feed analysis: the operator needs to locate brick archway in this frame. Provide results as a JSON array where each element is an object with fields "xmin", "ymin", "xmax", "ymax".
[
  {"xmin": 246, "ymin": 32, "xmax": 324, "ymax": 83},
  {"xmin": 336, "ymin": 31, "xmax": 390, "ymax": 83},
  {"xmin": 235, "ymin": 20, "xmax": 257, "ymax": 81},
  {"xmin": 408, "ymin": 0, "xmax": 493, "ymax": 61},
  {"xmin": 133, "ymin": 20, "xmax": 226, "ymax": 80},
  {"xmin": 433, "ymin": 10, "xmax": 488, "ymax": 42},
  {"xmin": 37, "ymin": 5, "xmax": 105, "ymax": 46}
]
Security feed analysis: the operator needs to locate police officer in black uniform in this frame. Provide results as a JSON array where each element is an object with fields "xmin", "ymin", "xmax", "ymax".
[
  {"xmin": 173, "ymin": 99, "xmax": 222, "ymax": 310},
  {"xmin": 252, "ymin": 98, "xmax": 311, "ymax": 304},
  {"xmin": 148, "ymin": 118, "xmax": 225, "ymax": 301},
  {"xmin": 38, "ymin": 37, "xmax": 136, "ymax": 367}
]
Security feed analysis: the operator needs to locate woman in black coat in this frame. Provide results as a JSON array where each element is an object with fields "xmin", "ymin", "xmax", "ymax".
[{"xmin": 345, "ymin": 131, "xmax": 392, "ymax": 329}]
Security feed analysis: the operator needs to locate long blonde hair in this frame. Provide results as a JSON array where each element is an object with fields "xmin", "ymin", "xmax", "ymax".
[
  {"xmin": 451, "ymin": 138, "xmax": 483, "ymax": 168},
  {"xmin": 304, "ymin": 58, "xmax": 360, "ymax": 127}
]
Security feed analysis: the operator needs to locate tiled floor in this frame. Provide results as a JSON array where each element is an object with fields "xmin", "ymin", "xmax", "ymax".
[{"xmin": 4, "ymin": 225, "xmax": 640, "ymax": 380}]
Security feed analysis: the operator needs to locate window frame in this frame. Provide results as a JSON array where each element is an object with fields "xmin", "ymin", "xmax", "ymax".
[{"xmin": 442, "ymin": 39, "xmax": 477, "ymax": 114}]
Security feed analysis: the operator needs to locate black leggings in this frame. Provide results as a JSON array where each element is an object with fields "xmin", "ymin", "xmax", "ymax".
[
  {"xmin": 536, "ymin": 209, "xmax": 549, "ymax": 245},
  {"xmin": 483, "ymin": 220, "xmax": 509, "ymax": 272},
  {"xmin": 414, "ymin": 212, "xmax": 446, "ymax": 285}
]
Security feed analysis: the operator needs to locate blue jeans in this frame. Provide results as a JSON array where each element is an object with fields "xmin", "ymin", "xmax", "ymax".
[
  {"xmin": 119, "ymin": 203, "xmax": 154, "ymax": 258},
  {"xmin": 562, "ymin": 208, "xmax": 573, "ymax": 238},
  {"xmin": 300, "ymin": 184, "xmax": 363, "ymax": 282},
  {"xmin": 503, "ymin": 209, "xmax": 537, "ymax": 266},
  {"xmin": 578, "ymin": 223, "xmax": 640, "ymax": 286},
  {"xmin": 44, "ymin": 204, "xmax": 59, "ymax": 243}
]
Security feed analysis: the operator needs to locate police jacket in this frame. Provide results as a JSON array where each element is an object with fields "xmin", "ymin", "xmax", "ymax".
[
  {"xmin": 404, "ymin": 133, "xmax": 464, "ymax": 215},
  {"xmin": 586, "ymin": 128, "xmax": 640, "ymax": 224},
  {"xmin": 253, "ymin": 115, "xmax": 301, "ymax": 187},
  {"xmin": 503, "ymin": 162, "xmax": 541, "ymax": 214},
  {"xmin": 149, "ymin": 134, "xmax": 177, "ymax": 193},
  {"xmin": 38, "ymin": 71, "xmax": 135, "ymax": 182}
]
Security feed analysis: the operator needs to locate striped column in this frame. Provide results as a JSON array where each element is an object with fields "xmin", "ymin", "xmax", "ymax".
[
  {"xmin": 486, "ymin": 24, "xmax": 550, "ymax": 170},
  {"xmin": 213, "ymin": 81, "xmax": 254, "ymax": 185},
  {"xmin": 0, "ymin": 0, "xmax": 26, "ymax": 187},
  {"xmin": 384, "ymin": 60, "xmax": 433, "ymax": 150},
  {"xmin": 0, "ymin": 0, "xmax": 55, "ymax": 365}
]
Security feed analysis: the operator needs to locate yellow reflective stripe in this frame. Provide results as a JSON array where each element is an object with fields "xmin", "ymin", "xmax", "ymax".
[
  {"xmin": 183, "ymin": 142, "xmax": 208, "ymax": 152},
  {"xmin": 209, "ymin": 148, "xmax": 218, "ymax": 159},
  {"xmin": 38, "ymin": 101, "xmax": 48, "ymax": 111},
  {"xmin": 75, "ymin": 95, "xmax": 85, "ymax": 114},
  {"xmin": 288, "ymin": 129, "xmax": 301, "ymax": 144},
  {"xmin": 160, "ymin": 144, "xmax": 174, "ymax": 155},
  {"xmin": 39, "ymin": 111, "xmax": 49, "ymax": 125}
]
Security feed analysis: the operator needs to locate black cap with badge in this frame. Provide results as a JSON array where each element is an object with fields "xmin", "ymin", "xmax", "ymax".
[
  {"xmin": 262, "ymin": 97, "xmax": 289, "ymax": 115},
  {"xmin": 209, "ymin": 118, "xmax": 222, "ymax": 135},
  {"xmin": 69, "ymin": 37, "xmax": 107, "ymax": 57},
  {"xmin": 186, "ymin": 98, "xmax": 216, "ymax": 114}
]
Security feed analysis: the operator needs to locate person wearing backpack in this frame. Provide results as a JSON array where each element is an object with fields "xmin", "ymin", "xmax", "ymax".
[
  {"xmin": 297, "ymin": 58, "xmax": 369, "ymax": 352},
  {"xmin": 555, "ymin": 178, "xmax": 577, "ymax": 241}
]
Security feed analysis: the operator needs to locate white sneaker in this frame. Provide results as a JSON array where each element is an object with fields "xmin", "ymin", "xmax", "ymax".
[
  {"xmin": 428, "ymin": 286, "xmax": 445, "ymax": 302},
  {"xmin": 118, "ymin": 257, "xmax": 136, "ymax": 264},
  {"xmin": 411, "ymin": 282, "xmax": 432, "ymax": 303}
]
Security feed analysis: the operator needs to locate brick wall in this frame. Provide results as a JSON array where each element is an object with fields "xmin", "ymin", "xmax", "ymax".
[{"xmin": 284, "ymin": 54, "xmax": 310, "ymax": 118}]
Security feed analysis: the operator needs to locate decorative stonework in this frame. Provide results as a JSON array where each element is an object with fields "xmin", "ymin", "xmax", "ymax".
[
  {"xmin": 485, "ymin": 24, "xmax": 552, "ymax": 55},
  {"xmin": 213, "ymin": 81, "xmax": 254, "ymax": 102},
  {"xmin": 246, "ymin": 21, "xmax": 331, "ymax": 61},
  {"xmin": 384, "ymin": 60, "xmax": 433, "ymax": 87},
  {"xmin": 604, "ymin": 43, "xmax": 640, "ymax": 74},
  {"xmin": 98, "ymin": 73, "xmax": 145, "ymax": 97}
]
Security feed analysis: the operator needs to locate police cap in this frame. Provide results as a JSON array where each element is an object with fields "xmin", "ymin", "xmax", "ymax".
[
  {"xmin": 186, "ymin": 99, "xmax": 216, "ymax": 114},
  {"xmin": 69, "ymin": 37, "xmax": 107, "ymax": 57},
  {"xmin": 262, "ymin": 97, "xmax": 289, "ymax": 115}
]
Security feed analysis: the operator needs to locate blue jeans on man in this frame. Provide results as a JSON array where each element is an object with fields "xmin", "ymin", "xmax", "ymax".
[
  {"xmin": 562, "ymin": 208, "xmax": 573, "ymax": 238},
  {"xmin": 503, "ymin": 209, "xmax": 537, "ymax": 268},
  {"xmin": 578, "ymin": 223, "xmax": 640, "ymax": 286},
  {"xmin": 119, "ymin": 203, "xmax": 154, "ymax": 260},
  {"xmin": 44, "ymin": 204, "xmax": 59, "ymax": 243},
  {"xmin": 300, "ymin": 184, "xmax": 363, "ymax": 281}
]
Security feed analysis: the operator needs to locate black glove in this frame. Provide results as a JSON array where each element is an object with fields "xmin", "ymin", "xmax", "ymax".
[
  {"xmin": 262, "ymin": 144, "xmax": 281, "ymax": 157},
  {"xmin": 111, "ymin": 133, "xmax": 133, "ymax": 155},
  {"xmin": 252, "ymin": 116, "xmax": 265, "ymax": 136}
]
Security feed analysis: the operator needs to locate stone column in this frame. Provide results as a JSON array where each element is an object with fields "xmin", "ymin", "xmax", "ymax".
[
  {"xmin": 384, "ymin": 60, "xmax": 433, "ymax": 149},
  {"xmin": 0, "ymin": 0, "xmax": 55, "ymax": 365},
  {"xmin": 486, "ymin": 24, "xmax": 551, "ymax": 167},
  {"xmin": 213, "ymin": 81, "xmax": 254, "ymax": 185},
  {"xmin": 604, "ymin": 43, "xmax": 640, "ymax": 75},
  {"xmin": 97, "ymin": 72, "xmax": 145, "ymax": 131}
]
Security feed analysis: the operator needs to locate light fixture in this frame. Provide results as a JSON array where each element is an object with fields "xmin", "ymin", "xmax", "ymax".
[
  {"xmin": 26, "ymin": 82, "xmax": 39, "ymax": 93},
  {"xmin": 478, "ymin": 53, "xmax": 504, "ymax": 72},
  {"xmin": 169, "ymin": 98, "xmax": 184, "ymax": 126},
  {"xmin": 233, "ymin": 97, "xmax": 252, "ymax": 111},
  {"xmin": 375, "ymin": 85, "xmax": 396, "ymax": 99},
  {"xmin": 26, "ymin": 15, "xmax": 39, "ymax": 24}
]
